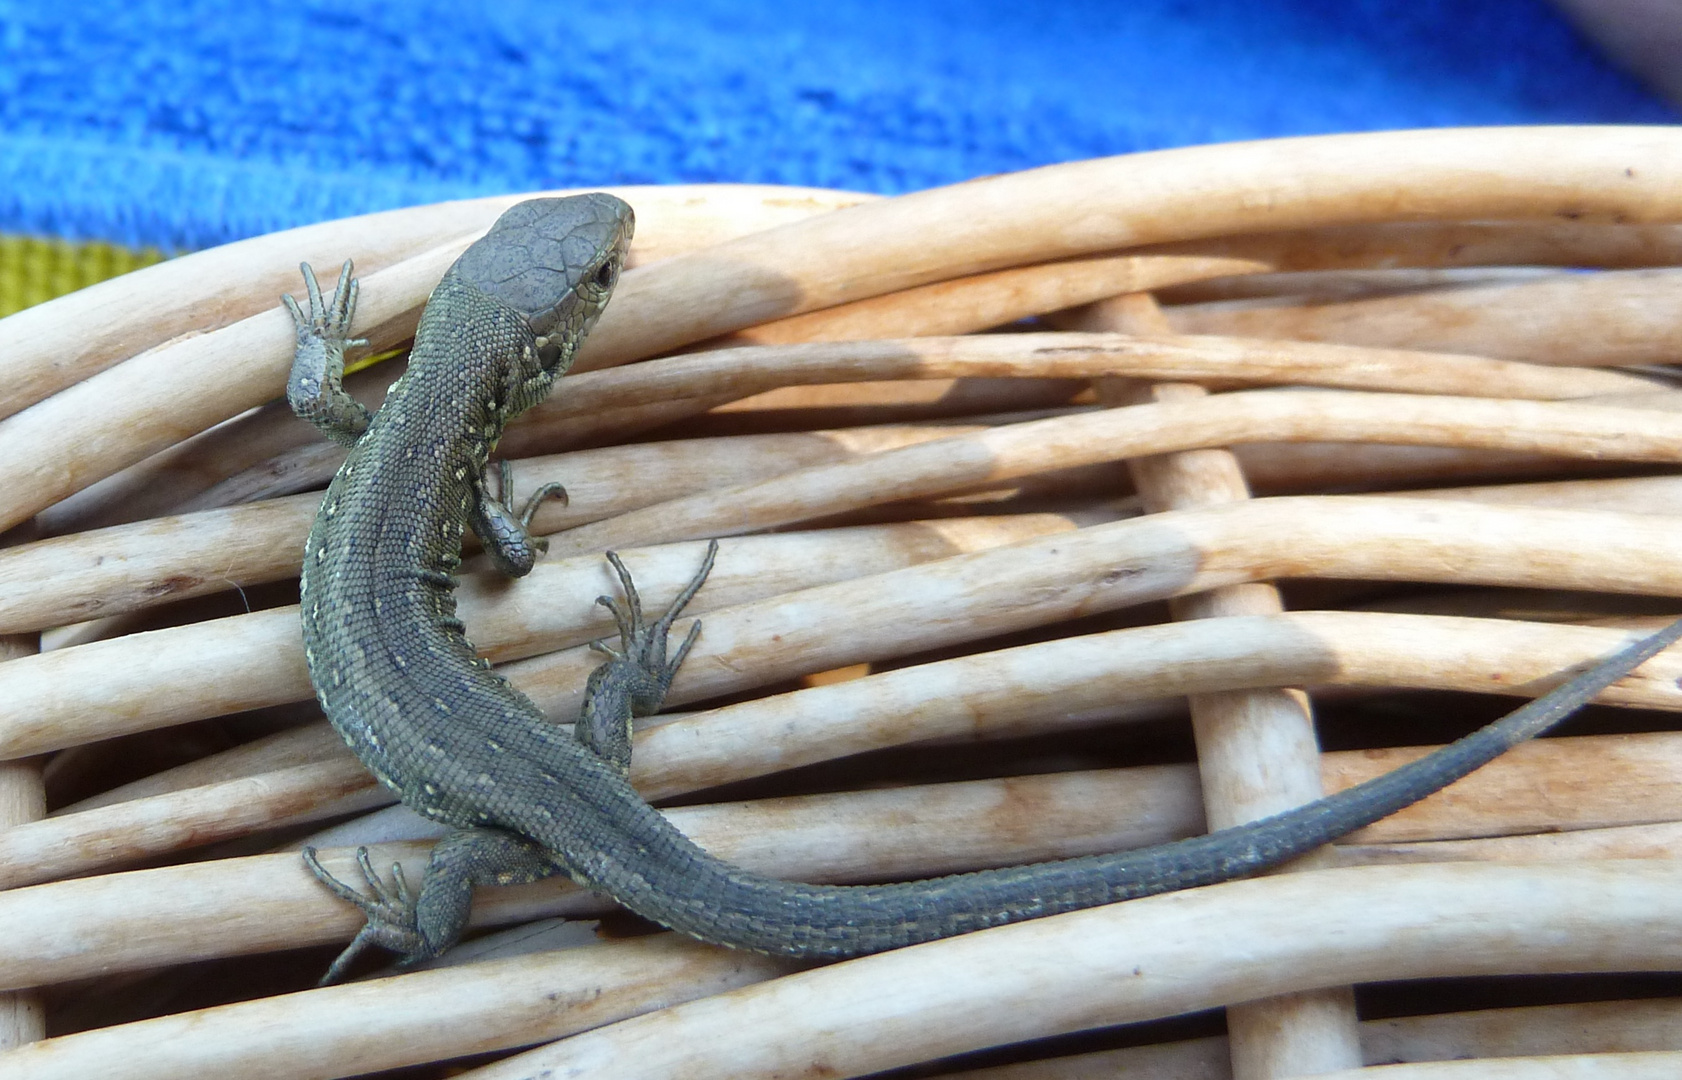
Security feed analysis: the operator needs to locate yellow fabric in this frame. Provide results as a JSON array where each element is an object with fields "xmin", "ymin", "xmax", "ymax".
[
  {"xmin": 0, "ymin": 234, "xmax": 167, "ymax": 318},
  {"xmin": 0, "ymin": 234, "xmax": 405, "ymax": 377}
]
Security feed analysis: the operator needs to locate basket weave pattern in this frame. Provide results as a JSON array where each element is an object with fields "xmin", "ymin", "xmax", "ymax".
[{"xmin": 2, "ymin": 128, "xmax": 1682, "ymax": 1078}]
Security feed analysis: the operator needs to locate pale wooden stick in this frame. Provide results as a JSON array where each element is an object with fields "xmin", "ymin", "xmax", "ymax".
[
  {"xmin": 1397, "ymin": 474, "xmax": 1682, "ymax": 516},
  {"xmin": 507, "ymin": 425, "xmax": 1016, "ymax": 534},
  {"xmin": 0, "ymin": 633, "xmax": 42, "ymax": 1050},
  {"xmin": 515, "ymin": 383, "xmax": 1089, "ymax": 458},
  {"xmin": 1167, "ymin": 267, "xmax": 1682, "ymax": 366},
  {"xmin": 452, "ymin": 862, "xmax": 1682, "ymax": 1080},
  {"xmin": 481, "ymin": 513, "xmax": 1098, "ymax": 663},
  {"xmin": 0, "ymin": 935, "xmax": 796, "ymax": 1080},
  {"xmin": 708, "ymin": 254, "xmax": 1275, "ymax": 345},
  {"xmin": 139, "ymin": 390, "xmax": 1048, "ymax": 511},
  {"xmin": 944, "ymin": 999, "xmax": 1682, "ymax": 1078},
  {"xmin": 547, "ymin": 391, "xmax": 1682, "ymax": 556},
  {"xmin": 42, "ymin": 377, "xmax": 1024, "ymax": 536},
  {"xmin": 1323, "ymin": 732, "xmax": 1682, "ymax": 844},
  {"xmin": 0, "ymin": 517, "xmax": 1084, "ymax": 756},
  {"xmin": 34, "ymin": 362, "xmax": 402, "ymax": 536},
  {"xmin": 575, "ymin": 128, "xmax": 1682, "ymax": 373},
  {"xmin": 0, "ymin": 760, "xmax": 1192, "ymax": 986},
  {"xmin": 631, "ymin": 612, "xmax": 1682, "ymax": 799},
  {"xmin": 1237, "ymin": 442, "xmax": 1619, "ymax": 494},
  {"xmin": 0, "ymin": 424, "xmax": 1008, "ymax": 635},
  {"xmin": 56, "ymin": 721, "xmax": 349, "ymax": 813},
  {"xmin": 21, "ymin": 613, "xmax": 1680, "ymax": 886},
  {"xmin": 1154, "ymin": 266, "xmax": 1563, "ymax": 305},
  {"xmin": 1306, "ymin": 1052, "xmax": 1682, "ymax": 1079},
  {"xmin": 0, "ymin": 187, "xmax": 870, "ymax": 535},
  {"xmin": 10, "ymin": 338, "xmax": 1652, "ymax": 633},
  {"xmin": 0, "ymin": 184, "xmax": 872, "ymax": 423},
  {"xmin": 529, "ymin": 333, "xmax": 1654, "ymax": 421},
  {"xmin": 697, "ymin": 380, "xmax": 1090, "ymax": 419},
  {"xmin": 514, "ymin": 499, "xmax": 1682, "ymax": 724},
  {"xmin": 728, "ymin": 220, "xmax": 1682, "ymax": 373},
  {"xmin": 1362, "ymin": 1000, "xmax": 1682, "ymax": 1062},
  {"xmin": 321, "ymin": 729, "xmax": 1682, "ymax": 868},
  {"xmin": 534, "ymin": 410, "xmax": 1665, "ymax": 489},
  {"xmin": 682, "ymin": 375, "xmax": 1681, "ymax": 438},
  {"xmin": 13, "ymin": 129, "xmax": 1681, "ymax": 536},
  {"xmin": 1084, "ymin": 290, "xmax": 1358, "ymax": 1076},
  {"xmin": 604, "ymin": 185, "xmax": 874, "ymax": 262},
  {"xmin": 1339, "ymin": 818, "xmax": 1682, "ymax": 866},
  {"xmin": 11, "ymin": 757, "xmax": 1208, "ymax": 892},
  {"xmin": 33, "ymin": 985, "xmax": 1682, "ymax": 1080},
  {"xmin": 0, "ymin": 493, "xmax": 319, "ymax": 634},
  {"xmin": 1151, "ymin": 221, "xmax": 1682, "ymax": 273},
  {"xmin": 8, "ymin": 733, "xmax": 1682, "ymax": 991},
  {"xmin": 0, "ymin": 761, "xmax": 382, "ymax": 889},
  {"xmin": 0, "ymin": 841, "xmax": 592, "ymax": 990},
  {"xmin": 10, "ymin": 498, "xmax": 1682, "ymax": 759}
]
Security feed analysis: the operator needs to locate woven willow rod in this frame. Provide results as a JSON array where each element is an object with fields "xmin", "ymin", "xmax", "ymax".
[
  {"xmin": 6, "ymin": 614, "xmax": 1679, "ymax": 889},
  {"xmin": 8, "ymin": 498, "xmax": 1682, "ymax": 758},
  {"xmin": 4, "ymin": 127, "xmax": 1681, "ymax": 533}
]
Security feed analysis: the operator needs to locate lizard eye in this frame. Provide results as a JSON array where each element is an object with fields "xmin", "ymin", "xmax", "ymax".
[{"xmin": 592, "ymin": 262, "xmax": 618, "ymax": 290}]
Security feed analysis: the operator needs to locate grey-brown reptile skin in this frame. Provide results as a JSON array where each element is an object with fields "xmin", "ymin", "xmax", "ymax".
[{"xmin": 287, "ymin": 193, "xmax": 1682, "ymax": 979}]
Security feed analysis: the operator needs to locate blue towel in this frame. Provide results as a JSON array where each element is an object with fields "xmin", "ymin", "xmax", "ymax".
[{"xmin": 0, "ymin": 0, "xmax": 1672, "ymax": 251}]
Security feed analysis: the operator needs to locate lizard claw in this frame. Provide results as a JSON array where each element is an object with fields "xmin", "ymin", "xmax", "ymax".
[
  {"xmin": 302, "ymin": 845, "xmax": 426, "ymax": 984},
  {"xmin": 285, "ymin": 260, "xmax": 368, "ymax": 352},
  {"xmin": 495, "ymin": 459, "xmax": 569, "ymax": 530},
  {"xmin": 591, "ymin": 539, "xmax": 717, "ymax": 685}
]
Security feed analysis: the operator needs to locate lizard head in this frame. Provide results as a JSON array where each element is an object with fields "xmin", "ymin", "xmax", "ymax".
[{"xmin": 452, "ymin": 192, "xmax": 635, "ymax": 416}]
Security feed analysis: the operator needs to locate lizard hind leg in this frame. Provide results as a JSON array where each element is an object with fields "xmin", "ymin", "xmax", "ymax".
[
  {"xmin": 576, "ymin": 540, "xmax": 718, "ymax": 772},
  {"xmin": 303, "ymin": 828, "xmax": 558, "ymax": 984}
]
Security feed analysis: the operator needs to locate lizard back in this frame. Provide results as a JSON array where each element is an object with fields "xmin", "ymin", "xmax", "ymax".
[{"xmin": 294, "ymin": 193, "xmax": 1676, "ymax": 964}]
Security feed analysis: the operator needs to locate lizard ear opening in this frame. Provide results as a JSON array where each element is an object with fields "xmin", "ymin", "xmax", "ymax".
[{"xmin": 535, "ymin": 337, "xmax": 563, "ymax": 370}]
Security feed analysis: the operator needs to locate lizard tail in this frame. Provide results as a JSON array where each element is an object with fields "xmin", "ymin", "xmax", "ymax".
[{"xmin": 561, "ymin": 617, "xmax": 1681, "ymax": 958}]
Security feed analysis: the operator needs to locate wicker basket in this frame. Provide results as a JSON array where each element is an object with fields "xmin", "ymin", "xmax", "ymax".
[{"xmin": 2, "ymin": 127, "xmax": 1682, "ymax": 1079}]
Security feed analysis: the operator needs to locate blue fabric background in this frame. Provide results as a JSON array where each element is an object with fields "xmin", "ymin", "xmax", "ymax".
[{"xmin": 0, "ymin": 0, "xmax": 1674, "ymax": 251}]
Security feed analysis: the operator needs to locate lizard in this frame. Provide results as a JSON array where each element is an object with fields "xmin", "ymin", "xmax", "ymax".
[{"xmin": 285, "ymin": 192, "xmax": 1682, "ymax": 982}]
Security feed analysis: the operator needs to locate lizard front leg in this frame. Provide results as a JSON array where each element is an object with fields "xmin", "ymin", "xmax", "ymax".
[
  {"xmin": 285, "ymin": 260, "xmax": 372, "ymax": 446},
  {"xmin": 470, "ymin": 460, "xmax": 568, "ymax": 578}
]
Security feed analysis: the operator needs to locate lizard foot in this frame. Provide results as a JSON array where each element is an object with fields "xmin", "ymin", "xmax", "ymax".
[
  {"xmin": 283, "ymin": 259, "xmax": 368, "ymax": 356},
  {"xmin": 591, "ymin": 539, "xmax": 718, "ymax": 689},
  {"xmin": 577, "ymin": 540, "xmax": 719, "ymax": 770},
  {"xmin": 302, "ymin": 845, "xmax": 427, "ymax": 985},
  {"xmin": 497, "ymin": 459, "xmax": 569, "ymax": 533}
]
